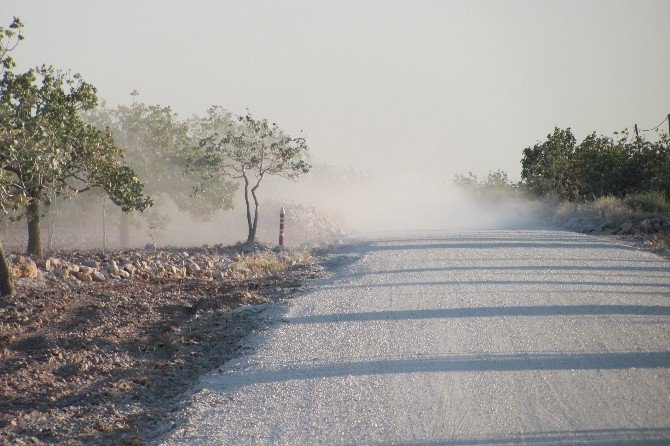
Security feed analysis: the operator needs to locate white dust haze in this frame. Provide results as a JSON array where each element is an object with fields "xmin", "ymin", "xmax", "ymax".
[{"xmin": 2, "ymin": 1, "xmax": 668, "ymax": 248}]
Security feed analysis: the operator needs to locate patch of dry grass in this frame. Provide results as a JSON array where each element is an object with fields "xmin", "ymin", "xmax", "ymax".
[
  {"xmin": 593, "ymin": 196, "xmax": 632, "ymax": 225},
  {"xmin": 229, "ymin": 250, "xmax": 315, "ymax": 279}
]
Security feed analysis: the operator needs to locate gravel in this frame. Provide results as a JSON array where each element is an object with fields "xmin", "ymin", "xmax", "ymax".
[{"xmin": 158, "ymin": 230, "xmax": 670, "ymax": 445}]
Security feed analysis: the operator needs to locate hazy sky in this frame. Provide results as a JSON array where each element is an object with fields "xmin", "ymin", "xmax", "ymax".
[{"xmin": 3, "ymin": 0, "xmax": 670, "ymax": 182}]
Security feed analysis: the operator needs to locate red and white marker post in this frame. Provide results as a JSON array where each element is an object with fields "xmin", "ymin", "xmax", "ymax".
[{"xmin": 278, "ymin": 206, "xmax": 285, "ymax": 247}]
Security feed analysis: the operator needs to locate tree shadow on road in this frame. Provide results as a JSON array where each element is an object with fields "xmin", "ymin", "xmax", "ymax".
[
  {"xmin": 353, "ymin": 265, "xmax": 670, "ymax": 276},
  {"xmin": 363, "ymin": 239, "xmax": 642, "ymax": 252},
  {"xmin": 226, "ymin": 351, "xmax": 670, "ymax": 389},
  {"xmin": 326, "ymin": 279, "xmax": 670, "ymax": 291},
  {"xmin": 288, "ymin": 304, "xmax": 670, "ymax": 325},
  {"xmin": 371, "ymin": 427, "xmax": 670, "ymax": 445}
]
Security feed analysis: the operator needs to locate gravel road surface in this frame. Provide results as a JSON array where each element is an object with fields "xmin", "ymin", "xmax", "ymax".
[{"xmin": 159, "ymin": 230, "xmax": 670, "ymax": 445}]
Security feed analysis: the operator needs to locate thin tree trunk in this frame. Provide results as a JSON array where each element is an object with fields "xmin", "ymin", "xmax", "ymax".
[
  {"xmin": 243, "ymin": 175, "xmax": 254, "ymax": 244},
  {"xmin": 248, "ymin": 184, "xmax": 260, "ymax": 244},
  {"xmin": 26, "ymin": 200, "xmax": 43, "ymax": 257},
  {"xmin": 0, "ymin": 239, "xmax": 14, "ymax": 297},
  {"xmin": 119, "ymin": 210, "xmax": 130, "ymax": 249}
]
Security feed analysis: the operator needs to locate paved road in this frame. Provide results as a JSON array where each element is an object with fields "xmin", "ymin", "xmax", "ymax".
[{"xmin": 160, "ymin": 230, "xmax": 670, "ymax": 445}]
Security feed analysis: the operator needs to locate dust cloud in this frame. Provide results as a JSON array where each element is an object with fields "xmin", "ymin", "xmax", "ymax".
[
  {"xmin": 264, "ymin": 165, "xmax": 542, "ymax": 239},
  {"xmin": 1, "ymin": 162, "xmax": 543, "ymax": 252}
]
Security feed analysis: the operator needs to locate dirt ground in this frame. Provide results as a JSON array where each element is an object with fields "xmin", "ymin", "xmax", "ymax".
[
  {"xmin": 0, "ymin": 248, "xmax": 323, "ymax": 445},
  {"xmin": 1, "ymin": 228, "xmax": 666, "ymax": 446}
]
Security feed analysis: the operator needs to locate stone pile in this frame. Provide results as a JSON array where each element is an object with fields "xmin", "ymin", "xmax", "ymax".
[{"xmin": 8, "ymin": 244, "xmax": 303, "ymax": 284}]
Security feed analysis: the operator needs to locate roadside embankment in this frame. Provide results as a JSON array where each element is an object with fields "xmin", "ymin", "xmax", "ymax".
[
  {"xmin": 539, "ymin": 196, "xmax": 670, "ymax": 258},
  {"xmin": 0, "ymin": 244, "xmax": 322, "ymax": 445}
]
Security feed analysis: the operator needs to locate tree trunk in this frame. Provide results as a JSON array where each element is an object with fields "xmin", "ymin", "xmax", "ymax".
[
  {"xmin": 119, "ymin": 211, "xmax": 130, "ymax": 249},
  {"xmin": 0, "ymin": 239, "xmax": 14, "ymax": 297},
  {"xmin": 243, "ymin": 176, "xmax": 254, "ymax": 244},
  {"xmin": 247, "ymin": 185, "xmax": 260, "ymax": 244},
  {"xmin": 26, "ymin": 200, "xmax": 43, "ymax": 257},
  {"xmin": 246, "ymin": 207, "xmax": 259, "ymax": 244}
]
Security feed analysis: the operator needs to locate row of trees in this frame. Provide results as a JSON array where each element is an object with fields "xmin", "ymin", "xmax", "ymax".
[
  {"xmin": 455, "ymin": 126, "xmax": 669, "ymax": 206},
  {"xmin": 0, "ymin": 19, "xmax": 152, "ymax": 263},
  {"xmin": 0, "ymin": 17, "xmax": 311, "ymax": 296},
  {"xmin": 453, "ymin": 169, "xmax": 521, "ymax": 203},
  {"xmin": 82, "ymin": 97, "xmax": 236, "ymax": 248},
  {"xmin": 81, "ymin": 101, "xmax": 310, "ymax": 246},
  {"xmin": 521, "ymin": 127, "xmax": 669, "ymax": 201}
]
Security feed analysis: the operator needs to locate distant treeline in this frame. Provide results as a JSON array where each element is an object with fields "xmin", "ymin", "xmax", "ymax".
[
  {"xmin": 521, "ymin": 127, "xmax": 669, "ymax": 201},
  {"xmin": 456, "ymin": 124, "xmax": 670, "ymax": 212}
]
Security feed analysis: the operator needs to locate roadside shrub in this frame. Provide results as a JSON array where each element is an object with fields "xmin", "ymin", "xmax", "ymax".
[
  {"xmin": 453, "ymin": 169, "xmax": 522, "ymax": 203},
  {"xmin": 519, "ymin": 127, "xmax": 669, "ymax": 201},
  {"xmin": 593, "ymin": 196, "xmax": 631, "ymax": 224},
  {"xmin": 623, "ymin": 191, "xmax": 670, "ymax": 214}
]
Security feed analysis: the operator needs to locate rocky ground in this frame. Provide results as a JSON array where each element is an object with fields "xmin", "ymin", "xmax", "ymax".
[{"xmin": 0, "ymin": 243, "xmax": 323, "ymax": 445}]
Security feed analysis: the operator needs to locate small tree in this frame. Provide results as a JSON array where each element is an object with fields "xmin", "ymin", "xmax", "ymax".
[
  {"xmin": 0, "ymin": 16, "xmax": 24, "ymax": 296},
  {"xmin": 85, "ymin": 96, "xmax": 237, "ymax": 248},
  {"xmin": 572, "ymin": 131, "xmax": 630, "ymax": 199},
  {"xmin": 0, "ymin": 66, "xmax": 152, "ymax": 256},
  {"xmin": 521, "ymin": 127, "xmax": 577, "ymax": 200},
  {"xmin": 0, "ymin": 17, "xmax": 23, "ymax": 297},
  {"xmin": 0, "ymin": 124, "xmax": 23, "ymax": 296},
  {"xmin": 190, "ymin": 108, "xmax": 311, "ymax": 244}
]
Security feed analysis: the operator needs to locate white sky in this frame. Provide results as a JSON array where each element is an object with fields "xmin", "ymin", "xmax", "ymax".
[{"xmin": 3, "ymin": 0, "xmax": 670, "ymax": 183}]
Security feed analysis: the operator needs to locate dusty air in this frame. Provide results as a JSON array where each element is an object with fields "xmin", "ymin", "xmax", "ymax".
[{"xmin": 1, "ymin": 2, "xmax": 669, "ymax": 445}]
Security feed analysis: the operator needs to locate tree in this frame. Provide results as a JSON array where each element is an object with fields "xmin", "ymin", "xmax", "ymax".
[
  {"xmin": 626, "ymin": 133, "xmax": 669, "ymax": 198},
  {"xmin": 0, "ymin": 66, "xmax": 152, "ymax": 256},
  {"xmin": 521, "ymin": 127, "xmax": 577, "ymax": 200},
  {"xmin": 190, "ymin": 108, "xmax": 311, "ymax": 244},
  {"xmin": 0, "ymin": 16, "xmax": 23, "ymax": 74},
  {"xmin": 650, "ymin": 133, "xmax": 670, "ymax": 199},
  {"xmin": 85, "ymin": 96, "xmax": 237, "ymax": 247},
  {"xmin": 519, "ymin": 124, "xmax": 668, "ymax": 202},
  {"xmin": 0, "ymin": 122, "xmax": 22, "ymax": 296},
  {"xmin": 571, "ymin": 131, "xmax": 632, "ymax": 199},
  {"xmin": 0, "ymin": 16, "xmax": 23, "ymax": 296}
]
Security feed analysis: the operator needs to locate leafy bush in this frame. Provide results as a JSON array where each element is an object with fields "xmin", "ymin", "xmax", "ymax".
[
  {"xmin": 453, "ymin": 169, "xmax": 522, "ymax": 202},
  {"xmin": 623, "ymin": 191, "xmax": 670, "ymax": 213},
  {"xmin": 593, "ymin": 196, "xmax": 632, "ymax": 224},
  {"xmin": 521, "ymin": 128, "xmax": 577, "ymax": 200},
  {"xmin": 520, "ymin": 127, "xmax": 669, "ymax": 202}
]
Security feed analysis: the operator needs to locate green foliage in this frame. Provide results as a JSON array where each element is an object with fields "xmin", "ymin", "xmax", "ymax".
[
  {"xmin": 85, "ymin": 98, "xmax": 237, "ymax": 221},
  {"xmin": 623, "ymin": 191, "xmax": 670, "ymax": 214},
  {"xmin": 521, "ymin": 127, "xmax": 578, "ymax": 200},
  {"xmin": 0, "ymin": 17, "xmax": 23, "ymax": 75},
  {"xmin": 572, "ymin": 132, "xmax": 629, "ymax": 198},
  {"xmin": 520, "ymin": 126, "xmax": 669, "ymax": 202},
  {"xmin": 0, "ymin": 16, "xmax": 23, "ymax": 295},
  {"xmin": 190, "ymin": 109, "xmax": 311, "ymax": 181},
  {"xmin": 0, "ymin": 66, "xmax": 152, "ymax": 216},
  {"xmin": 189, "ymin": 108, "xmax": 311, "ymax": 243},
  {"xmin": 454, "ymin": 169, "xmax": 521, "ymax": 202}
]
